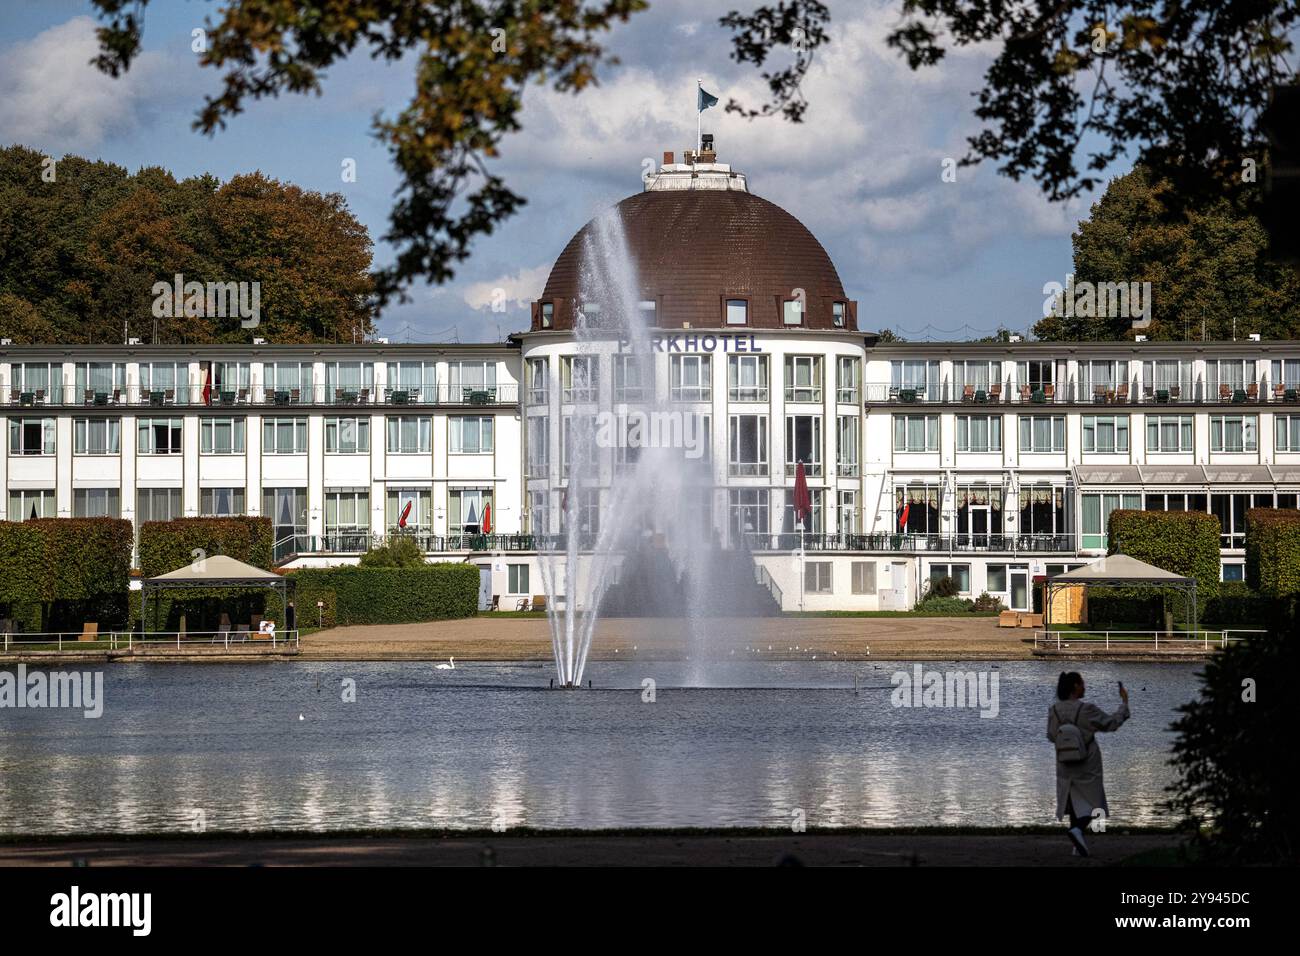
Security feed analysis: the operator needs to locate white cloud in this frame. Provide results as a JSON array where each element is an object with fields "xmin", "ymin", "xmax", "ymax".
[
  {"xmin": 0, "ymin": 16, "xmax": 173, "ymax": 152},
  {"xmin": 461, "ymin": 263, "xmax": 551, "ymax": 312}
]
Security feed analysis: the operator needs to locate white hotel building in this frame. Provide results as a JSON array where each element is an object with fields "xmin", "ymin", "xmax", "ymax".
[{"xmin": 2, "ymin": 152, "xmax": 1296, "ymax": 612}]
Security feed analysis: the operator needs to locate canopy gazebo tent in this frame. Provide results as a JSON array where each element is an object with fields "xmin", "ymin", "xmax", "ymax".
[
  {"xmin": 141, "ymin": 554, "xmax": 293, "ymax": 633},
  {"xmin": 1044, "ymin": 554, "xmax": 1197, "ymax": 632}
]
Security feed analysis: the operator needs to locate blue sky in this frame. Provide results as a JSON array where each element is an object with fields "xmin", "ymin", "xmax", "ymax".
[{"xmin": 0, "ymin": 0, "xmax": 1117, "ymax": 343}]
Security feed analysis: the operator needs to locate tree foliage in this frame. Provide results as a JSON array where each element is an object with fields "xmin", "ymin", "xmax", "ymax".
[
  {"xmin": 0, "ymin": 145, "xmax": 374, "ymax": 344},
  {"xmin": 1034, "ymin": 167, "xmax": 1300, "ymax": 340},
  {"xmin": 88, "ymin": 0, "xmax": 830, "ymax": 305},
  {"xmin": 1244, "ymin": 508, "xmax": 1300, "ymax": 601},
  {"xmin": 358, "ymin": 535, "xmax": 429, "ymax": 569},
  {"xmin": 887, "ymin": 1, "xmax": 1298, "ymax": 209}
]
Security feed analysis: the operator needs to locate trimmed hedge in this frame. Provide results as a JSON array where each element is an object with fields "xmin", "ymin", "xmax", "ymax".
[
  {"xmin": 289, "ymin": 563, "xmax": 479, "ymax": 627},
  {"xmin": 1107, "ymin": 509, "xmax": 1222, "ymax": 598},
  {"xmin": 138, "ymin": 517, "xmax": 274, "ymax": 577},
  {"xmin": 1244, "ymin": 508, "xmax": 1300, "ymax": 600},
  {"xmin": 0, "ymin": 518, "xmax": 133, "ymax": 629},
  {"xmin": 1202, "ymin": 581, "xmax": 1269, "ymax": 628}
]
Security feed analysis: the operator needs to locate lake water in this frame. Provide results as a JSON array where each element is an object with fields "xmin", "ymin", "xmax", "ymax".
[{"xmin": 0, "ymin": 660, "xmax": 1202, "ymax": 833}]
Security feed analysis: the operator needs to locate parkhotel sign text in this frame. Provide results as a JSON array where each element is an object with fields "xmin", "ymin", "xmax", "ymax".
[{"xmin": 616, "ymin": 333, "xmax": 763, "ymax": 354}]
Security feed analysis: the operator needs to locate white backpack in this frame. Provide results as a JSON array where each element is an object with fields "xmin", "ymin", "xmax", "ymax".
[{"xmin": 1054, "ymin": 701, "xmax": 1089, "ymax": 764}]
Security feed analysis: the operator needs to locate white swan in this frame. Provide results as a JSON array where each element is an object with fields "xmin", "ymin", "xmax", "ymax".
[{"xmin": 435, "ymin": 657, "xmax": 455, "ymax": 670}]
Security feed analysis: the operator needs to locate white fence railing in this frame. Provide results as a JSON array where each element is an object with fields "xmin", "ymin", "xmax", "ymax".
[
  {"xmin": 1032, "ymin": 629, "xmax": 1265, "ymax": 651},
  {"xmin": 2, "ymin": 630, "xmax": 300, "ymax": 652}
]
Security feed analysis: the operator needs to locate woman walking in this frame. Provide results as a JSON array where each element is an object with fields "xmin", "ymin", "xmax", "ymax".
[{"xmin": 1047, "ymin": 671, "xmax": 1129, "ymax": 857}]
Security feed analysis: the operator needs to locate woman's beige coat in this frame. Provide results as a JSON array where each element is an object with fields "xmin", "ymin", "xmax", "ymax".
[{"xmin": 1046, "ymin": 697, "xmax": 1130, "ymax": 821}]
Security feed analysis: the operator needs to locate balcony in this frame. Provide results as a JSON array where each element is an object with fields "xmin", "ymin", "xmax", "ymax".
[
  {"xmin": 736, "ymin": 532, "xmax": 1076, "ymax": 553},
  {"xmin": 1, "ymin": 383, "xmax": 519, "ymax": 408},
  {"xmin": 862, "ymin": 379, "xmax": 1285, "ymax": 407}
]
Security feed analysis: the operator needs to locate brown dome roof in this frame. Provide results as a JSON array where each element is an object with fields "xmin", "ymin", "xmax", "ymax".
[{"xmin": 534, "ymin": 189, "xmax": 855, "ymax": 331}]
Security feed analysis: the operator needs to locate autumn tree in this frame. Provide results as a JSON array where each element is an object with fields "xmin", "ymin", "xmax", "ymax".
[
  {"xmin": 1033, "ymin": 166, "xmax": 1300, "ymax": 341},
  {"xmin": 0, "ymin": 145, "xmax": 374, "ymax": 344}
]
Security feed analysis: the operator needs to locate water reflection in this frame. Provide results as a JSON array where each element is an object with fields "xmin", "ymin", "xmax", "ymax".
[{"xmin": 0, "ymin": 660, "xmax": 1198, "ymax": 833}]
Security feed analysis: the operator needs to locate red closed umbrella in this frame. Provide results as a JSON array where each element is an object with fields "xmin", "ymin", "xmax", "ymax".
[{"xmin": 793, "ymin": 461, "xmax": 812, "ymax": 529}]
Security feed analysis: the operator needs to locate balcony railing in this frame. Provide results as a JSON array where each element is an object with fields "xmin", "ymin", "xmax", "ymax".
[
  {"xmin": 864, "ymin": 378, "xmax": 1298, "ymax": 406},
  {"xmin": 736, "ymin": 532, "xmax": 1076, "ymax": 553},
  {"xmin": 2, "ymin": 384, "xmax": 518, "ymax": 408}
]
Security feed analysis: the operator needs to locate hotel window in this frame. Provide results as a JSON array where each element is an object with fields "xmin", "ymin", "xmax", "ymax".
[
  {"xmin": 1206, "ymin": 359, "xmax": 1252, "ymax": 397},
  {"xmin": 1081, "ymin": 492, "xmax": 1141, "ymax": 549},
  {"xmin": 1211, "ymin": 493, "xmax": 1269, "ymax": 549},
  {"xmin": 1020, "ymin": 485, "xmax": 1069, "ymax": 537},
  {"xmin": 954, "ymin": 360, "xmax": 999, "ymax": 393},
  {"xmin": 896, "ymin": 485, "xmax": 941, "ymax": 534},
  {"xmin": 74, "ymin": 362, "xmax": 125, "ymax": 401},
  {"xmin": 891, "ymin": 360, "xmax": 940, "ymax": 401},
  {"xmin": 1018, "ymin": 415, "xmax": 1065, "ymax": 453},
  {"xmin": 956, "ymin": 415, "xmax": 1002, "ymax": 453},
  {"xmin": 893, "ymin": 414, "xmax": 939, "ymax": 453},
  {"xmin": 527, "ymin": 358, "xmax": 550, "ymax": 405},
  {"xmin": 1211, "ymin": 415, "xmax": 1257, "ymax": 453},
  {"xmin": 785, "ymin": 414, "xmax": 823, "ymax": 477},
  {"xmin": 199, "ymin": 417, "xmax": 246, "ymax": 454},
  {"xmin": 263, "ymin": 417, "xmax": 309, "ymax": 455},
  {"xmin": 325, "ymin": 490, "xmax": 370, "ymax": 549},
  {"xmin": 137, "ymin": 418, "xmax": 183, "ymax": 455},
  {"xmin": 449, "ymin": 360, "xmax": 497, "ymax": 397},
  {"xmin": 784, "ymin": 355, "xmax": 822, "ymax": 403},
  {"xmin": 987, "ymin": 565, "xmax": 1008, "ymax": 592},
  {"xmin": 527, "ymin": 416, "xmax": 549, "ymax": 478},
  {"xmin": 386, "ymin": 416, "xmax": 431, "ymax": 454},
  {"xmin": 324, "ymin": 416, "xmax": 370, "ymax": 454},
  {"xmin": 1141, "ymin": 359, "xmax": 1191, "ymax": 398},
  {"xmin": 1143, "ymin": 492, "xmax": 1207, "ymax": 513},
  {"xmin": 725, "ymin": 299, "xmax": 748, "ymax": 326},
  {"xmin": 385, "ymin": 488, "xmax": 431, "ymax": 533},
  {"xmin": 449, "ymin": 488, "xmax": 493, "ymax": 534},
  {"xmin": 832, "ymin": 302, "xmax": 847, "ymax": 327},
  {"xmin": 11, "ymin": 363, "xmax": 63, "ymax": 404},
  {"xmin": 9, "ymin": 418, "xmax": 55, "ymax": 456},
  {"xmin": 1271, "ymin": 359, "xmax": 1300, "ymax": 391},
  {"xmin": 1082, "ymin": 415, "xmax": 1129, "ymax": 453},
  {"xmin": 729, "ymin": 488, "xmax": 769, "ymax": 543},
  {"xmin": 385, "ymin": 361, "xmax": 436, "ymax": 403},
  {"xmin": 559, "ymin": 488, "xmax": 600, "ymax": 536},
  {"xmin": 140, "ymin": 362, "xmax": 190, "ymax": 403},
  {"xmin": 804, "ymin": 561, "xmax": 833, "ymax": 593},
  {"xmin": 508, "ymin": 563, "xmax": 530, "ymax": 594},
  {"xmin": 265, "ymin": 488, "xmax": 309, "ymax": 537},
  {"xmin": 1277, "ymin": 416, "xmax": 1300, "ymax": 452},
  {"xmin": 265, "ymin": 361, "xmax": 313, "ymax": 401},
  {"xmin": 728, "ymin": 414, "xmax": 768, "ymax": 476},
  {"xmin": 614, "ymin": 355, "xmax": 647, "ymax": 403},
  {"xmin": 200, "ymin": 487, "xmax": 246, "ymax": 517},
  {"xmin": 529, "ymin": 490, "xmax": 550, "ymax": 535},
  {"xmin": 670, "ymin": 354, "xmax": 712, "ymax": 402},
  {"xmin": 851, "ymin": 561, "xmax": 876, "ymax": 594},
  {"xmin": 137, "ymin": 488, "xmax": 182, "ymax": 523},
  {"xmin": 1079, "ymin": 360, "xmax": 1124, "ymax": 398},
  {"xmin": 929, "ymin": 563, "xmax": 971, "ymax": 594},
  {"xmin": 74, "ymin": 418, "xmax": 121, "ymax": 455},
  {"xmin": 450, "ymin": 416, "xmax": 494, "ymax": 454},
  {"xmin": 74, "ymin": 488, "xmax": 120, "ymax": 518},
  {"xmin": 540, "ymin": 302, "xmax": 554, "ymax": 328},
  {"xmin": 1222, "ymin": 563, "xmax": 1245, "ymax": 583},
  {"xmin": 1016, "ymin": 360, "xmax": 1056, "ymax": 393},
  {"xmin": 782, "ymin": 487, "xmax": 824, "ymax": 533},
  {"xmin": 561, "ymin": 355, "xmax": 598, "ymax": 403},
  {"xmin": 1146, "ymin": 415, "xmax": 1194, "ymax": 453},
  {"xmin": 836, "ymin": 416, "xmax": 859, "ymax": 477},
  {"xmin": 325, "ymin": 361, "xmax": 374, "ymax": 402},
  {"xmin": 782, "ymin": 299, "xmax": 803, "ymax": 326},
  {"xmin": 728, "ymin": 354, "xmax": 768, "ymax": 402},
  {"xmin": 837, "ymin": 356, "xmax": 859, "ymax": 404},
  {"xmin": 8, "ymin": 489, "xmax": 55, "ymax": 520},
  {"xmin": 209, "ymin": 361, "xmax": 251, "ymax": 395},
  {"xmin": 839, "ymin": 489, "xmax": 859, "ymax": 534},
  {"xmin": 956, "ymin": 485, "xmax": 1004, "ymax": 538}
]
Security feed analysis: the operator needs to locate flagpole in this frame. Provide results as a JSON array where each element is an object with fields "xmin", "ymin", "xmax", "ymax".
[{"xmin": 696, "ymin": 78, "xmax": 702, "ymax": 153}]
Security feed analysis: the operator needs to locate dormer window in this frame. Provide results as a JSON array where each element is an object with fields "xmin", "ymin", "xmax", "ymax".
[
  {"xmin": 832, "ymin": 302, "xmax": 846, "ymax": 327},
  {"xmin": 726, "ymin": 299, "xmax": 748, "ymax": 326},
  {"xmin": 540, "ymin": 302, "xmax": 554, "ymax": 328},
  {"xmin": 782, "ymin": 300, "xmax": 803, "ymax": 326}
]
